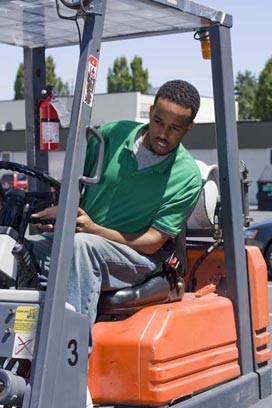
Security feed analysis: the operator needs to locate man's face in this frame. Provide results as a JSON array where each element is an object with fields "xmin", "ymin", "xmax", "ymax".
[{"xmin": 143, "ymin": 97, "xmax": 194, "ymax": 155}]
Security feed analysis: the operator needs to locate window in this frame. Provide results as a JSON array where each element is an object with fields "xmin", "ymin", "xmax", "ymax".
[{"xmin": 1, "ymin": 152, "xmax": 11, "ymax": 161}]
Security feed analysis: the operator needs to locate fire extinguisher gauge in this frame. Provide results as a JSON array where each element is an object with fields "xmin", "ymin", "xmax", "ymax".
[{"xmin": 41, "ymin": 84, "xmax": 53, "ymax": 96}]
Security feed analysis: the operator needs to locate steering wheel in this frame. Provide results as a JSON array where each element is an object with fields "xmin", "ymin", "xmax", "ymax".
[
  {"xmin": 0, "ymin": 161, "xmax": 60, "ymax": 194},
  {"xmin": 0, "ymin": 161, "xmax": 61, "ymax": 239},
  {"xmin": 0, "ymin": 160, "xmax": 60, "ymax": 201},
  {"xmin": 0, "ymin": 162, "xmax": 62, "ymax": 291}
]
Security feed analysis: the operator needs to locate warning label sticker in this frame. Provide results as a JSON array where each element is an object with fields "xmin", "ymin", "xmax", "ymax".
[
  {"xmin": 12, "ymin": 306, "xmax": 39, "ymax": 359},
  {"xmin": 84, "ymin": 55, "xmax": 99, "ymax": 107},
  {"xmin": 13, "ymin": 333, "xmax": 36, "ymax": 359},
  {"xmin": 14, "ymin": 306, "xmax": 39, "ymax": 334}
]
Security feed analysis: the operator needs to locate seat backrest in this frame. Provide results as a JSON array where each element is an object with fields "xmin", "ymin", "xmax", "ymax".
[
  {"xmin": 173, "ymin": 161, "xmax": 220, "ymax": 274},
  {"xmin": 186, "ymin": 160, "xmax": 251, "ymax": 234},
  {"xmin": 186, "ymin": 160, "xmax": 220, "ymax": 237}
]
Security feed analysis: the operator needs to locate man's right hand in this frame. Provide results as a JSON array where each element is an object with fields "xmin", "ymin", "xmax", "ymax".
[{"xmin": 31, "ymin": 206, "xmax": 58, "ymax": 232}]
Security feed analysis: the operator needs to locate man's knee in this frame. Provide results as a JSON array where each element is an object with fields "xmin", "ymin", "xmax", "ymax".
[{"xmin": 73, "ymin": 233, "xmax": 106, "ymax": 253}]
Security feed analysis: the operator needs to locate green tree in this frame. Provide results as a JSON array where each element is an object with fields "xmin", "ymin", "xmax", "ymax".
[
  {"xmin": 107, "ymin": 56, "xmax": 151, "ymax": 93},
  {"xmin": 255, "ymin": 58, "xmax": 272, "ymax": 121},
  {"xmin": 235, "ymin": 70, "xmax": 258, "ymax": 120},
  {"xmin": 14, "ymin": 63, "xmax": 25, "ymax": 100},
  {"xmin": 107, "ymin": 57, "xmax": 132, "ymax": 93},
  {"xmin": 130, "ymin": 56, "xmax": 150, "ymax": 94},
  {"xmin": 54, "ymin": 78, "xmax": 70, "ymax": 97},
  {"xmin": 14, "ymin": 56, "xmax": 69, "ymax": 99},
  {"xmin": 45, "ymin": 55, "xmax": 57, "ymax": 86}
]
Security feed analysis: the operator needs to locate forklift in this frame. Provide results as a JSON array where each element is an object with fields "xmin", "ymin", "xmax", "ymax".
[{"xmin": 0, "ymin": 1, "xmax": 271, "ymax": 407}]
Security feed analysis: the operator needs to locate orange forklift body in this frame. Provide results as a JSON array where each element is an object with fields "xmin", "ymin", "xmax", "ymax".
[
  {"xmin": 89, "ymin": 292, "xmax": 240, "ymax": 406},
  {"xmin": 185, "ymin": 245, "xmax": 271, "ymax": 366},
  {"xmin": 88, "ymin": 246, "xmax": 270, "ymax": 406},
  {"xmin": 246, "ymin": 246, "xmax": 271, "ymax": 365}
]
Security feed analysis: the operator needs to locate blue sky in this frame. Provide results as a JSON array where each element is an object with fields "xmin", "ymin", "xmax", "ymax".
[{"xmin": 0, "ymin": 0, "xmax": 271, "ymax": 101}]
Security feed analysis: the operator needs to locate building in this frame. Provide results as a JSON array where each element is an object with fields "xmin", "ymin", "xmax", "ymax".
[
  {"xmin": 0, "ymin": 92, "xmax": 220, "ymax": 131},
  {"xmin": 0, "ymin": 92, "xmax": 271, "ymax": 205}
]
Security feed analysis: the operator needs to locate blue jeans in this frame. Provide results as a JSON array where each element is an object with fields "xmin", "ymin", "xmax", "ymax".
[{"xmin": 27, "ymin": 232, "xmax": 159, "ymax": 328}]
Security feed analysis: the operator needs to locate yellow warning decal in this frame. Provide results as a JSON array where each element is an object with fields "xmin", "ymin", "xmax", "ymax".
[{"xmin": 14, "ymin": 306, "xmax": 39, "ymax": 334}]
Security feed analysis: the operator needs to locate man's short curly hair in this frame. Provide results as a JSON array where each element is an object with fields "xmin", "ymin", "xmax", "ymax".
[{"xmin": 154, "ymin": 80, "xmax": 200, "ymax": 122}]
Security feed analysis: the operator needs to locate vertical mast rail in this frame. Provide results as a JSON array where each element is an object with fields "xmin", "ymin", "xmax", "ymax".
[
  {"xmin": 210, "ymin": 24, "xmax": 254, "ymax": 375},
  {"xmin": 27, "ymin": 1, "xmax": 107, "ymax": 407},
  {"xmin": 24, "ymin": 47, "xmax": 49, "ymax": 192}
]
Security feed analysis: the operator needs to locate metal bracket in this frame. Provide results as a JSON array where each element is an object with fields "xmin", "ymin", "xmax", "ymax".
[{"xmin": 58, "ymin": 0, "xmax": 102, "ymax": 16}]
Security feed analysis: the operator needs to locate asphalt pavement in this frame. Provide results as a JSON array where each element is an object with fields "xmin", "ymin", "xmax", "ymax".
[
  {"xmin": 249, "ymin": 206, "xmax": 272, "ymax": 408},
  {"xmin": 249, "ymin": 206, "xmax": 272, "ymax": 340}
]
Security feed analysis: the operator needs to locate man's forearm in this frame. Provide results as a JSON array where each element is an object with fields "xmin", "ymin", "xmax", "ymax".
[{"xmin": 89, "ymin": 223, "xmax": 169, "ymax": 255}]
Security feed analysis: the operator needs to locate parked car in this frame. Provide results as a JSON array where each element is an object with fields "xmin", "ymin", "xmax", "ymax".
[
  {"xmin": 0, "ymin": 172, "xmax": 28, "ymax": 192},
  {"xmin": 244, "ymin": 219, "xmax": 272, "ymax": 279}
]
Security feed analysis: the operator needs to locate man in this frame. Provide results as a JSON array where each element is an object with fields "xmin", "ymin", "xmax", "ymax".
[{"xmin": 30, "ymin": 79, "xmax": 202, "ymax": 329}]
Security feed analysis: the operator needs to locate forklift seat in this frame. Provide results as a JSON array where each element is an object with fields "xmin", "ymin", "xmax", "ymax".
[
  {"xmin": 97, "ymin": 161, "xmax": 220, "ymax": 320},
  {"xmin": 97, "ymin": 271, "xmax": 185, "ymax": 318}
]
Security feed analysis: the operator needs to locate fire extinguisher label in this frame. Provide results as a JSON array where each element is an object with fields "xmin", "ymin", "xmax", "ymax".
[
  {"xmin": 84, "ymin": 55, "xmax": 98, "ymax": 107},
  {"xmin": 41, "ymin": 121, "xmax": 59, "ymax": 143},
  {"xmin": 51, "ymin": 98, "xmax": 70, "ymax": 128}
]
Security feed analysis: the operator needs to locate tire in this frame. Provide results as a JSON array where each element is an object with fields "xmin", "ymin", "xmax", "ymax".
[{"xmin": 264, "ymin": 243, "xmax": 272, "ymax": 280}]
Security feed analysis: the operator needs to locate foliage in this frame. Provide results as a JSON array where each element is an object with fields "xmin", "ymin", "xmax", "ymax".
[
  {"xmin": 107, "ymin": 56, "xmax": 151, "ymax": 93},
  {"xmin": 14, "ymin": 63, "xmax": 25, "ymax": 100},
  {"xmin": 255, "ymin": 58, "xmax": 272, "ymax": 121},
  {"xmin": 14, "ymin": 56, "xmax": 69, "ymax": 100},
  {"xmin": 107, "ymin": 57, "xmax": 132, "ymax": 93},
  {"xmin": 45, "ymin": 55, "xmax": 57, "ymax": 86},
  {"xmin": 234, "ymin": 70, "xmax": 258, "ymax": 120},
  {"xmin": 130, "ymin": 56, "xmax": 150, "ymax": 94},
  {"xmin": 45, "ymin": 56, "xmax": 69, "ymax": 97}
]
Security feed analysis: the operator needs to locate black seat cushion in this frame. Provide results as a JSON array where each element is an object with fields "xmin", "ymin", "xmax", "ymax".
[{"xmin": 97, "ymin": 272, "xmax": 185, "ymax": 318}]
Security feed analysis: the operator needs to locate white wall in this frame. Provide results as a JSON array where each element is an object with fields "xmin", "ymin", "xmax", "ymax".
[
  {"xmin": 196, "ymin": 97, "xmax": 215, "ymax": 123},
  {"xmin": 196, "ymin": 97, "xmax": 238, "ymax": 123},
  {"xmin": 190, "ymin": 149, "xmax": 218, "ymax": 165},
  {"xmin": 0, "ymin": 93, "xmax": 222, "ymax": 130},
  {"xmin": 92, "ymin": 94, "xmax": 227, "ymax": 125},
  {"xmin": 48, "ymin": 151, "xmax": 65, "ymax": 181},
  {"xmin": 0, "ymin": 100, "xmax": 25, "ymax": 130},
  {"xmin": 92, "ymin": 93, "xmax": 139, "ymax": 126}
]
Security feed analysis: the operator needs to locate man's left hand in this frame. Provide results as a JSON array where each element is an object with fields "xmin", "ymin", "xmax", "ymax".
[{"xmin": 76, "ymin": 207, "xmax": 97, "ymax": 233}]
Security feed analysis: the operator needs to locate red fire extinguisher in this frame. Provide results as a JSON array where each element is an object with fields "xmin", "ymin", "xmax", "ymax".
[{"xmin": 39, "ymin": 85, "xmax": 60, "ymax": 150}]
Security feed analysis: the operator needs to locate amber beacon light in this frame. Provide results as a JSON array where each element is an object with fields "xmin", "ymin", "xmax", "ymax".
[{"xmin": 194, "ymin": 30, "xmax": 211, "ymax": 60}]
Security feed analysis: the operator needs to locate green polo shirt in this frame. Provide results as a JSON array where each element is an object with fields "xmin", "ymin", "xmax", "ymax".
[{"xmin": 81, "ymin": 120, "xmax": 201, "ymax": 237}]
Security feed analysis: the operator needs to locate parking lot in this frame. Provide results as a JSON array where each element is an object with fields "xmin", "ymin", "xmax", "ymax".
[{"xmin": 249, "ymin": 206, "xmax": 272, "ymax": 351}]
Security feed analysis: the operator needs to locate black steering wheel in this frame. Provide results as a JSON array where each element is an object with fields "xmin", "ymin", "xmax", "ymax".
[
  {"xmin": 0, "ymin": 162, "xmax": 62, "ymax": 290},
  {"xmin": 0, "ymin": 161, "xmax": 60, "ymax": 195},
  {"xmin": 0, "ymin": 161, "xmax": 61, "ymax": 239}
]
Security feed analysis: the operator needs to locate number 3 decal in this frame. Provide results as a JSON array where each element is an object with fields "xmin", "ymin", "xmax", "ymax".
[{"xmin": 68, "ymin": 339, "xmax": 78, "ymax": 366}]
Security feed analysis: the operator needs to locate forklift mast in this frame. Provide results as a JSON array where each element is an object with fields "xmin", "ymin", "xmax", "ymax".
[{"xmin": 0, "ymin": 1, "xmax": 270, "ymax": 408}]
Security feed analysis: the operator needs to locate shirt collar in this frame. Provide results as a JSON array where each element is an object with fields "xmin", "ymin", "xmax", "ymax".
[
  {"xmin": 124, "ymin": 123, "xmax": 179, "ymax": 174},
  {"xmin": 124, "ymin": 123, "xmax": 147, "ymax": 150}
]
